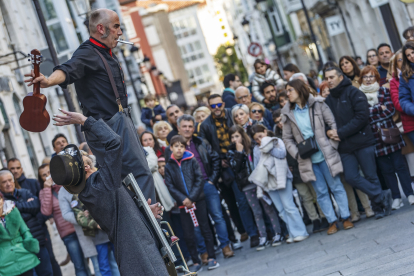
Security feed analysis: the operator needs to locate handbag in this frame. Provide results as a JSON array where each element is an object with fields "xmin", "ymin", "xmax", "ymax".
[
  {"xmin": 378, "ymin": 127, "xmax": 401, "ymax": 144},
  {"xmin": 297, "ymin": 106, "xmax": 319, "ymax": 159}
]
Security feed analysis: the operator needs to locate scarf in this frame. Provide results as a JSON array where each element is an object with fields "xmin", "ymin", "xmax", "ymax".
[{"xmin": 359, "ymin": 82, "xmax": 379, "ymax": 106}]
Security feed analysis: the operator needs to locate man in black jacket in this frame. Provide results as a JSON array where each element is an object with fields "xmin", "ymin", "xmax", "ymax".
[
  {"xmin": 166, "ymin": 104, "xmax": 184, "ymax": 143},
  {"xmin": 198, "ymin": 95, "xmax": 259, "ymax": 247},
  {"xmin": 168, "ymin": 114, "xmax": 234, "ymax": 258},
  {"xmin": 324, "ymin": 67, "xmax": 392, "ymax": 219},
  {"xmin": 8, "ymin": 158, "xmax": 41, "ymax": 197},
  {"xmin": 0, "ymin": 170, "xmax": 53, "ymax": 276}
]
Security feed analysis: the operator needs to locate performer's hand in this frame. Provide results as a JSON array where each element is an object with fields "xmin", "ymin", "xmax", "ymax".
[
  {"xmin": 53, "ymin": 108, "xmax": 87, "ymax": 126},
  {"xmin": 147, "ymin": 198, "xmax": 163, "ymax": 219},
  {"xmin": 24, "ymin": 70, "xmax": 50, "ymax": 88}
]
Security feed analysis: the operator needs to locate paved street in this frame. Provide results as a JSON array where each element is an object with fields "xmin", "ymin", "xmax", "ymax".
[
  {"xmin": 50, "ymin": 198, "xmax": 414, "ymax": 276},
  {"xmin": 199, "ymin": 199, "xmax": 414, "ymax": 276}
]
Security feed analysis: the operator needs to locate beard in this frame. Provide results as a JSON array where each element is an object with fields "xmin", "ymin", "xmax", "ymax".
[{"xmin": 101, "ymin": 25, "xmax": 111, "ymax": 39}]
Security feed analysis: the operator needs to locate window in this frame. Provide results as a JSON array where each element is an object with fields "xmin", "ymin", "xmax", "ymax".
[
  {"xmin": 172, "ymin": 17, "xmax": 197, "ymax": 40},
  {"xmin": 187, "ymin": 65, "xmax": 213, "ymax": 88},
  {"xmin": 194, "ymin": 41, "xmax": 202, "ymax": 50},
  {"xmin": 179, "ymin": 41, "xmax": 206, "ymax": 64},
  {"xmin": 39, "ymin": 0, "xmax": 57, "ymax": 20},
  {"xmin": 49, "ymin": 23, "xmax": 69, "ymax": 53},
  {"xmin": 124, "ymin": 16, "xmax": 137, "ymax": 39}
]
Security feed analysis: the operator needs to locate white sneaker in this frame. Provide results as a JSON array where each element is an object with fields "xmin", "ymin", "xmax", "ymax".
[
  {"xmin": 293, "ymin": 235, "xmax": 309, "ymax": 242},
  {"xmin": 391, "ymin": 198, "xmax": 404, "ymax": 210},
  {"xmin": 408, "ymin": 195, "xmax": 414, "ymax": 205},
  {"xmin": 256, "ymin": 237, "xmax": 269, "ymax": 251},
  {"xmin": 286, "ymin": 237, "xmax": 294, "ymax": 244}
]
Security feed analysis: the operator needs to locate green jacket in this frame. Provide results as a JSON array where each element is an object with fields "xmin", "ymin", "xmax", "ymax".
[{"xmin": 0, "ymin": 202, "xmax": 40, "ymax": 276}]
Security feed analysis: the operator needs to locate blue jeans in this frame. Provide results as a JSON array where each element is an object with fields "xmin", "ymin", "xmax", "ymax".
[
  {"xmin": 34, "ymin": 246, "xmax": 53, "ymax": 276},
  {"xmin": 202, "ymin": 181, "xmax": 230, "ymax": 248},
  {"xmin": 376, "ymin": 149, "xmax": 414, "ymax": 199},
  {"xmin": 62, "ymin": 233, "xmax": 88, "ymax": 276},
  {"xmin": 311, "ymin": 160, "xmax": 350, "ymax": 223},
  {"xmin": 91, "ymin": 256, "xmax": 102, "ymax": 276},
  {"xmin": 108, "ymin": 245, "xmax": 120, "ymax": 276},
  {"xmin": 226, "ymin": 168, "xmax": 258, "ymax": 237},
  {"xmin": 340, "ymin": 145, "xmax": 383, "ymax": 212},
  {"xmin": 96, "ymin": 242, "xmax": 113, "ymax": 276},
  {"xmin": 267, "ymin": 179, "xmax": 308, "ymax": 238}
]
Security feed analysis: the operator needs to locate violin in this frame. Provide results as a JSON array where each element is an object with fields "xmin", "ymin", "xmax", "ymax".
[{"xmin": 20, "ymin": 49, "xmax": 50, "ymax": 132}]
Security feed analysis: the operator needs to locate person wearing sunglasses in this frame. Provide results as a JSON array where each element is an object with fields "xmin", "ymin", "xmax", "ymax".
[
  {"xmin": 249, "ymin": 103, "xmax": 270, "ymax": 130},
  {"xmin": 198, "ymin": 94, "xmax": 260, "ymax": 248},
  {"xmin": 231, "ymin": 104, "xmax": 259, "ymax": 132}
]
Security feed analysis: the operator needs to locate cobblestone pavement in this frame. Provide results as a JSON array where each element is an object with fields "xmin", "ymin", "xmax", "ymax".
[
  {"xmin": 198, "ymin": 198, "xmax": 414, "ymax": 276},
  {"xmin": 50, "ymin": 198, "xmax": 414, "ymax": 276}
]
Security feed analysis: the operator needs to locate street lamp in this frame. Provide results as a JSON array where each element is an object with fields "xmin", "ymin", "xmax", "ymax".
[
  {"xmin": 241, "ymin": 17, "xmax": 250, "ymax": 34},
  {"xmin": 143, "ymin": 56, "xmax": 151, "ymax": 69},
  {"xmin": 225, "ymin": 46, "xmax": 233, "ymax": 56}
]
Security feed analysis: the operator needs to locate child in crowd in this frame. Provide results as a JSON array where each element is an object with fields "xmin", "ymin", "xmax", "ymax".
[
  {"xmin": 227, "ymin": 125, "xmax": 283, "ymax": 250},
  {"xmin": 252, "ymin": 59, "xmax": 285, "ymax": 104},
  {"xmin": 141, "ymin": 94, "xmax": 167, "ymax": 131},
  {"xmin": 158, "ymin": 157, "xmax": 166, "ymax": 177},
  {"xmin": 153, "ymin": 121, "xmax": 172, "ymax": 147},
  {"xmin": 249, "ymin": 125, "xmax": 309, "ymax": 244},
  {"xmin": 164, "ymin": 135, "xmax": 219, "ymax": 272},
  {"xmin": 277, "ymin": 91, "xmax": 288, "ymax": 108}
]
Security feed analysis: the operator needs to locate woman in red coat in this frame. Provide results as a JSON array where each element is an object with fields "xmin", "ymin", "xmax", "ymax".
[{"xmin": 389, "ymin": 50, "xmax": 414, "ymax": 137}]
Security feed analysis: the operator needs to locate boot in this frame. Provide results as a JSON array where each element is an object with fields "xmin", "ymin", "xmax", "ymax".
[
  {"xmin": 312, "ymin": 219, "xmax": 322, "ymax": 233},
  {"xmin": 240, "ymin": 233, "xmax": 249, "ymax": 242},
  {"xmin": 200, "ymin": 252, "xmax": 208, "ymax": 265},
  {"xmin": 222, "ymin": 245, "xmax": 235, "ymax": 258},
  {"xmin": 250, "ymin": 235, "xmax": 260, "ymax": 248},
  {"xmin": 327, "ymin": 222, "xmax": 338, "ymax": 235}
]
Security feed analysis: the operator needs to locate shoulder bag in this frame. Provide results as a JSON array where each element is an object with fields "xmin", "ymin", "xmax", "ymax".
[{"xmin": 297, "ymin": 105, "xmax": 319, "ymax": 159}]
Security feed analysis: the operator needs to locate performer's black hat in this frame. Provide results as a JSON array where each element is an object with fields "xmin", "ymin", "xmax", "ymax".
[{"xmin": 50, "ymin": 144, "xmax": 86, "ymax": 194}]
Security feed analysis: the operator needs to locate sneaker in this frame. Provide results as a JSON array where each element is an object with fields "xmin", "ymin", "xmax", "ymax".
[
  {"xmin": 365, "ymin": 207, "xmax": 375, "ymax": 218},
  {"xmin": 312, "ymin": 219, "xmax": 322, "ymax": 233},
  {"xmin": 231, "ymin": 241, "xmax": 243, "ymax": 251},
  {"xmin": 381, "ymin": 190, "xmax": 392, "ymax": 216},
  {"xmin": 272, "ymin": 234, "xmax": 283, "ymax": 247},
  {"xmin": 240, "ymin": 233, "xmax": 249, "ymax": 242},
  {"xmin": 327, "ymin": 222, "xmax": 338, "ymax": 235},
  {"xmin": 256, "ymin": 237, "xmax": 269, "ymax": 251},
  {"xmin": 320, "ymin": 217, "xmax": 329, "ymax": 231},
  {"xmin": 250, "ymin": 235, "xmax": 260, "ymax": 248},
  {"xmin": 190, "ymin": 263, "xmax": 203, "ymax": 273},
  {"xmin": 351, "ymin": 213, "xmax": 360, "ymax": 223},
  {"xmin": 392, "ymin": 198, "xmax": 404, "ymax": 210},
  {"xmin": 293, "ymin": 235, "xmax": 309, "ymax": 242},
  {"xmin": 408, "ymin": 195, "xmax": 414, "ymax": 205},
  {"xmin": 375, "ymin": 211, "xmax": 385, "ymax": 220},
  {"xmin": 343, "ymin": 218, "xmax": 354, "ymax": 230},
  {"xmin": 207, "ymin": 259, "xmax": 220, "ymax": 270},
  {"xmin": 286, "ymin": 236, "xmax": 294, "ymax": 244}
]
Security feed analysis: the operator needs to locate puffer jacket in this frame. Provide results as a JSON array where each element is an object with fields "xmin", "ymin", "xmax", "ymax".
[
  {"xmin": 226, "ymin": 143, "xmax": 254, "ymax": 191},
  {"xmin": 164, "ymin": 135, "xmax": 221, "ymax": 185},
  {"xmin": 140, "ymin": 104, "xmax": 167, "ymax": 127},
  {"xmin": 164, "ymin": 151, "xmax": 204, "ymax": 204},
  {"xmin": 39, "ymin": 185, "xmax": 76, "ymax": 239},
  {"xmin": 399, "ymin": 63, "xmax": 414, "ymax": 118},
  {"xmin": 324, "ymin": 77, "xmax": 375, "ymax": 153},
  {"xmin": 282, "ymin": 94, "xmax": 343, "ymax": 183},
  {"xmin": 4, "ymin": 188, "xmax": 45, "ymax": 246},
  {"xmin": 390, "ymin": 76, "xmax": 414, "ymax": 133},
  {"xmin": 252, "ymin": 68, "xmax": 284, "ymax": 103},
  {"xmin": 0, "ymin": 202, "xmax": 40, "ymax": 276}
]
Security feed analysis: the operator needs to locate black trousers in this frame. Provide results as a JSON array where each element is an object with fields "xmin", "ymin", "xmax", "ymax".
[
  {"xmin": 179, "ymin": 199, "xmax": 215, "ymax": 263},
  {"xmin": 218, "ymin": 181, "xmax": 246, "ymax": 235}
]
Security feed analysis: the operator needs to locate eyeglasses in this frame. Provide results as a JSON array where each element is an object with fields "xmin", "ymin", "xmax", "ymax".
[
  {"xmin": 251, "ymin": 109, "xmax": 263, "ymax": 114},
  {"xmin": 210, "ymin": 103, "xmax": 223, "ymax": 109},
  {"xmin": 362, "ymin": 75, "xmax": 376, "ymax": 80}
]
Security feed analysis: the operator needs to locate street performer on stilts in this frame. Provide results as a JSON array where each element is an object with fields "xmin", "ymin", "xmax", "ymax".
[
  {"xmin": 24, "ymin": 8, "xmax": 156, "ymax": 204},
  {"xmin": 24, "ymin": 8, "xmax": 169, "ymax": 275}
]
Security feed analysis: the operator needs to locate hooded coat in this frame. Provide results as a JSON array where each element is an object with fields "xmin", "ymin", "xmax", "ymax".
[
  {"xmin": 0, "ymin": 202, "xmax": 40, "ymax": 276},
  {"xmin": 252, "ymin": 68, "xmax": 284, "ymax": 103},
  {"xmin": 324, "ymin": 77, "xmax": 375, "ymax": 153},
  {"xmin": 282, "ymin": 95, "xmax": 343, "ymax": 183}
]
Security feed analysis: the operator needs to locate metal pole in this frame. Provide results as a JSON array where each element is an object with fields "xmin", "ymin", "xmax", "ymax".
[
  {"xmin": 264, "ymin": 11, "xmax": 285, "ymax": 77},
  {"xmin": 32, "ymin": 0, "xmax": 85, "ymax": 143},
  {"xmin": 335, "ymin": 0, "xmax": 357, "ymax": 57},
  {"xmin": 300, "ymin": 0, "xmax": 323, "ymax": 70},
  {"xmin": 119, "ymin": 49, "xmax": 141, "ymax": 111}
]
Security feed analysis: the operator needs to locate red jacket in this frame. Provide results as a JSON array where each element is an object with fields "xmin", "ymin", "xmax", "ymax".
[
  {"xmin": 39, "ymin": 185, "xmax": 75, "ymax": 239},
  {"xmin": 390, "ymin": 76, "xmax": 414, "ymax": 133}
]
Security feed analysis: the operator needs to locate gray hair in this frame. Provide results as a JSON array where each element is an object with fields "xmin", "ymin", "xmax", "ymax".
[
  {"xmin": 192, "ymin": 106, "xmax": 211, "ymax": 118},
  {"xmin": 231, "ymin": 104, "xmax": 250, "ymax": 125},
  {"xmin": 0, "ymin": 170, "xmax": 14, "ymax": 181},
  {"xmin": 89, "ymin": 9, "xmax": 112, "ymax": 36},
  {"xmin": 324, "ymin": 66, "xmax": 343, "ymax": 78},
  {"xmin": 290, "ymin": 73, "xmax": 308, "ymax": 84},
  {"xmin": 177, "ymin": 114, "xmax": 196, "ymax": 128}
]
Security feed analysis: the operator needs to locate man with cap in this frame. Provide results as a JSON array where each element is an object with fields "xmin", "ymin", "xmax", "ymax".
[{"xmin": 51, "ymin": 109, "xmax": 167, "ymax": 276}]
